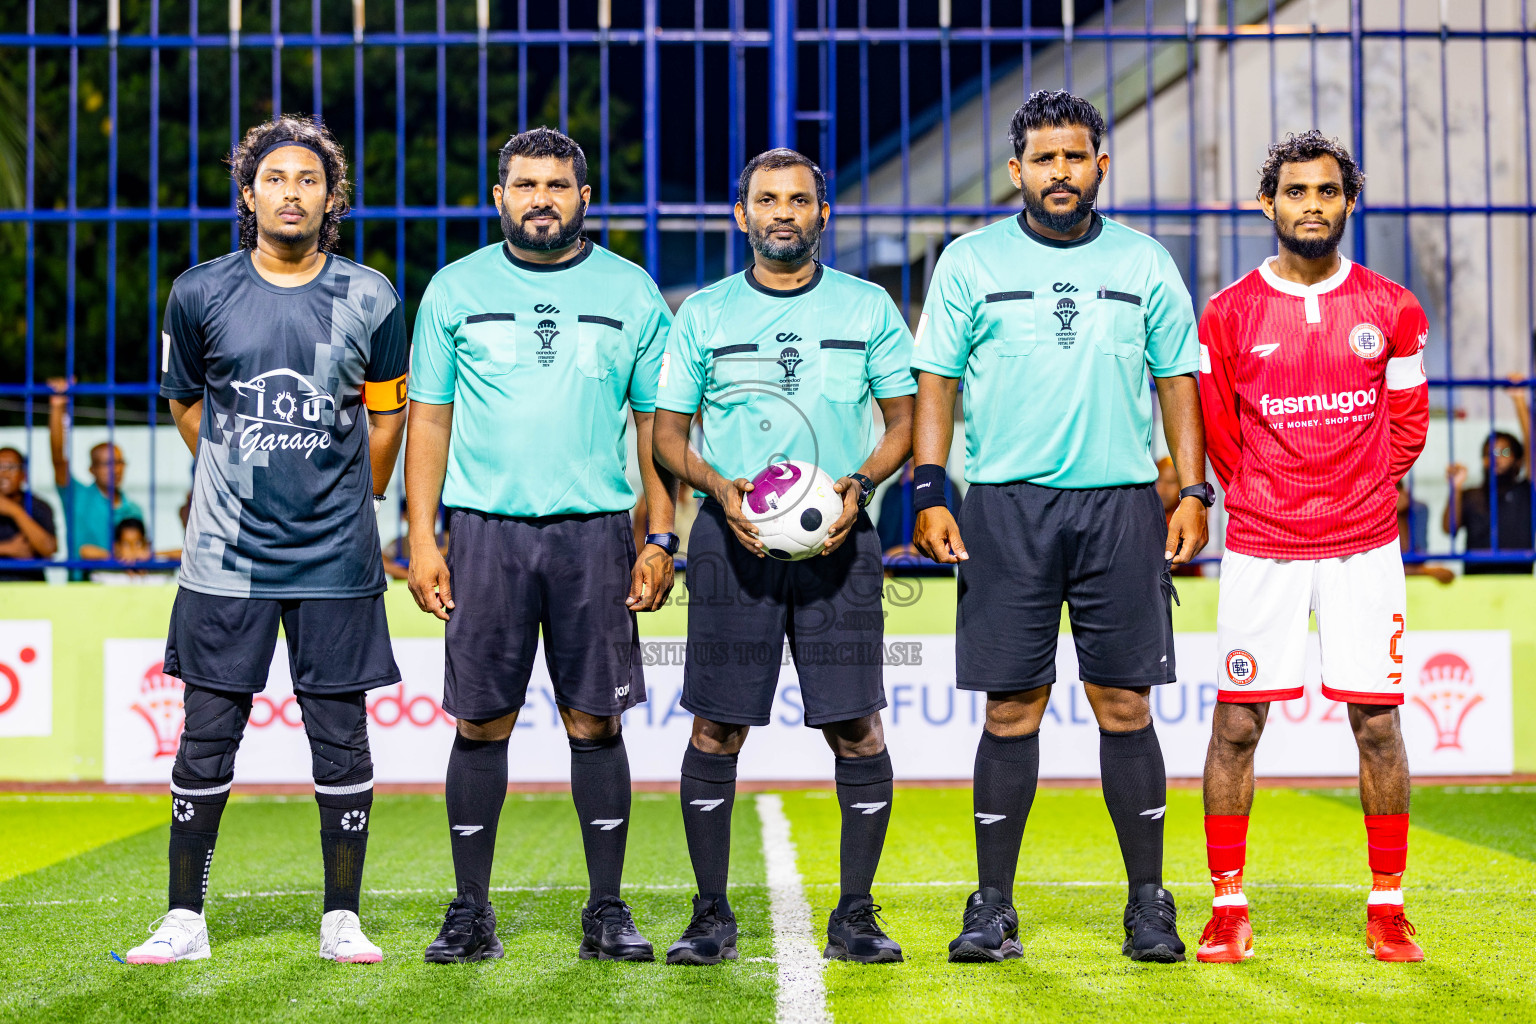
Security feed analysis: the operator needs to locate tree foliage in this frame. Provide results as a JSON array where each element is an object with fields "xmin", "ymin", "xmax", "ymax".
[{"xmin": 0, "ymin": 0, "xmax": 642, "ymax": 398}]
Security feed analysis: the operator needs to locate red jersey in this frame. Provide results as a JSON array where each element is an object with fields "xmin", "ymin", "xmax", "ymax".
[{"xmin": 1199, "ymin": 257, "xmax": 1430, "ymax": 560}]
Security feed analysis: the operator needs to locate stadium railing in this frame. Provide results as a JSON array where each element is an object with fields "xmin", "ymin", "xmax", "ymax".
[{"xmin": 3, "ymin": 0, "xmax": 1533, "ymax": 573}]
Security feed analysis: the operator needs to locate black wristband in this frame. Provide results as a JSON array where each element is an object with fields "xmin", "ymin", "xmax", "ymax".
[{"xmin": 912, "ymin": 464, "xmax": 950, "ymax": 512}]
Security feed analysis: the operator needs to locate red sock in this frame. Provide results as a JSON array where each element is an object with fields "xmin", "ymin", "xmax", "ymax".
[
  {"xmin": 1364, "ymin": 813, "xmax": 1408, "ymax": 875},
  {"xmin": 1365, "ymin": 814, "xmax": 1408, "ymax": 912},
  {"xmin": 1205, "ymin": 815, "xmax": 1249, "ymax": 904}
]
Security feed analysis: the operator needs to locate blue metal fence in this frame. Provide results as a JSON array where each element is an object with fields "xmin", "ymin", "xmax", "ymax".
[{"xmin": 1, "ymin": 0, "xmax": 1533, "ymax": 572}]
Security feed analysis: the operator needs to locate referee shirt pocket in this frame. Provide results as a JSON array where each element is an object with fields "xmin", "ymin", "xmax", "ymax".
[
  {"xmin": 705, "ymin": 344, "xmax": 759, "ymax": 407},
  {"xmin": 458, "ymin": 314, "xmax": 517, "ymax": 376},
  {"xmin": 819, "ymin": 339, "xmax": 868, "ymax": 404},
  {"xmin": 576, "ymin": 315, "xmax": 625, "ymax": 380},
  {"xmin": 981, "ymin": 290, "xmax": 1038, "ymax": 357},
  {"xmin": 1091, "ymin": 288, "xmax": 1146, "ymax": 360}
]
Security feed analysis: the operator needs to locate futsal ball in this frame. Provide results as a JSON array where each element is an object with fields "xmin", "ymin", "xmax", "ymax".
[{"xmin": 743, "ymin": 461, "xmax": 846, "ymax": 560}]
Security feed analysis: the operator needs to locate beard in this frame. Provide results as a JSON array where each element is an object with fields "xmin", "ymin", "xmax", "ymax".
[
  {"xmin": 748, "ymin": 218, "xmax": 820, "ymax": 264},
  {"xmin": 260, "ymin": 207, "xmax": 322, "ymax": 248},
  {"xmin": 1021, "ymin": 176, "xmax": 1100, "ymax": 233},
  {"xmin": 502, "ymin": 203, "xmax": 586, "ymax": 252},
  {"xmin": 1276, "ymin": 216, "xmax": 1346, "ymax": 260}
]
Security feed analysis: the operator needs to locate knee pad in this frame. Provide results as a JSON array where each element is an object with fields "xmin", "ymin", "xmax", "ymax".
[
  {"xmin": 297, "ymin": 691, "xmax": 374, "ymax": 791},
  {"xmin": 172, "ymin": 686, "xmax": 253, "ymax": 790}
]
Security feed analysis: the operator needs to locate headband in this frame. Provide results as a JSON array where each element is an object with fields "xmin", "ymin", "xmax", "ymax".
[{"xmin": 254, "ymin": 139, "xmax": 329, "ymax": 184}]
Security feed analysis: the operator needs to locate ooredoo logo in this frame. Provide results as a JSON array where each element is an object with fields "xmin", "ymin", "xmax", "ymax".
[
  {"xmin": 0, "ymin": 622, "xmax": 52, "ymax": 738},
  {"xmin": 1225, "ymin": 650, "xmax": 1258, "ymax": 686},
  {"xmin": 367, "ymin": 684, "xmax": 455, "ymax": 728},
  {"xmin": 131, "ymin": 661, "xmax": 185, "ymax": 758},
  {"xmin": 0, "ymin": 645, "xmax": 36, "ymax": 716},
  {"xmin": 1410, "ymin": 652, "xmax": 1482, "ymax": 751}
]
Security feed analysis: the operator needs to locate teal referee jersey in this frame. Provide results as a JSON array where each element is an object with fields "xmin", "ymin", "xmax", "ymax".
[
  {"xmin": 911, "ymin": 212, "xmax": 1199, "ymax": 488},
  {"xmin": 411, "ymin": 241, "xmax": 671, "ymax": 517},
  {"xmin": 655, "ymin": 264, "xmax": 916, "ymax": 483}
]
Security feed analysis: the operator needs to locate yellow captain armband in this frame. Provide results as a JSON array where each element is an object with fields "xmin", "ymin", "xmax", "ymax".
[{"xmin": 364, "ymin": 374, "xmax": 408, "ymax": 414}]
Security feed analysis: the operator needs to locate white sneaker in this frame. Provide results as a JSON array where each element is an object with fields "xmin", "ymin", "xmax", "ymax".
[
  {"xmin": 320, "ymin": 909, "xmax": 383, "ymax": 964},
  {"xmin": 125, "ymin": 908, "xmax": 211, "ymax": 964}
]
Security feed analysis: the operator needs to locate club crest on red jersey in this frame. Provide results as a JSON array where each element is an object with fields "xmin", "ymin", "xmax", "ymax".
[
  {"xmin": 1349, "ymin": 322, "xmax": 1385, "ymax": 359},
  {"xmin": 1225, "ymin": 649, "xmax": 1258, "ymax": 686}
]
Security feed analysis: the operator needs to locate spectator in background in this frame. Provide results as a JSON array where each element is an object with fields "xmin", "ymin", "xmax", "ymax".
[
  {"xmin": 1155, "ymin": 456, "xmax": 1202, "ymax": 577},
  {"xmin": 0, "ymin": 446, "xmax": 58, "ymax": 581},
  {"xmin": 1397, "ymin": 479, "xmax": 1452, "ymax": 584},
  {"xmin": 878, "ymin": 459, "xmax": 962, "ymax": 564},
  {"xmin": 1445, "ymin": 385, "xmax": 1534, "ymax": 575},
  {"xmin": 48, "ymin": 377, "xmax": 145, "ymax": 575},
  {"xmin": 91, "ymin": 518, "xmax": 173, "ymax": 585}
]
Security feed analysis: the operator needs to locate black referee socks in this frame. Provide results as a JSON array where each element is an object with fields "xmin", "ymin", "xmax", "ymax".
[
  {"xmin": 445, "ymin": 733, "xmax": 509, "ymax": 906},
  {"xmin": 973, "ymin": 729, "xmax": 1040, "ymax": 902},
  {"xmin": 680, "ymin": 744, "xmax": 738, "ymax": 899},
  {"xmin": 1099, "ymin": 722, "xmax": 1168, "ymax": 897},
  {"xmin": 835, "ymin": 749, "xmax": 894, "ymax": 901},
  {"xmin": 569, "ymin": 732, "xmax": 633, "ymax": 903}
]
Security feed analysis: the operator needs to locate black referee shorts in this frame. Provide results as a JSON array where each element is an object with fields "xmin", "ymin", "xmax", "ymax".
[
  {"xmin": 164, "ymin": 588, "xmax": 400, "ymax": 695},
  {"xmin": 955, "ymin": 481, "xmax": 1175, "ymax": 692},
  {"xmin": 681, "ymin": 498, "xmax": 888, "ymax": 728},
  {"xmin": 441, "ymin": 507, "xmax": 644, "ymax": 722}
]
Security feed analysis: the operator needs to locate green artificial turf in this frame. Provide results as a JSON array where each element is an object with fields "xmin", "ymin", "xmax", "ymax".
[
  {"xmin": 782, "ymin": 786, "xmax": 1536, "ymax": 1024},
  {"xmin": 3, "ymin": 786, "xmax": 1532, "ymax": 1024},
  {"xmin": 0, "ymin": 794, "xmax": 166, "ymax": 882},
  {"xmin": 0, "ymin": 793, "xmax": 774, "ymax": 1023}
]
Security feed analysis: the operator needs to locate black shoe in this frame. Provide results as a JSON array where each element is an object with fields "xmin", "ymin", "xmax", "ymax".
[
  {"xmin": 666, "ymin": 894, "xmax": 739, "ymax": 965},
  {"xmin": 947, "ymin": 887, "xmax": 1023, "ymax": 963},
  {"xmin": 824, "ymin": 896, "xmax": 903, "ymax": 963},
  {"xmin": 424, "ymin": 897, "xmax": 504, "ymax": 963},
  {"xmin": 579, "ymin": 895, "xmax": 655, "ymax": 962},
  {"xmin": 1122, "ymin": 883, "xmax": 1186, "ymax": 963}
]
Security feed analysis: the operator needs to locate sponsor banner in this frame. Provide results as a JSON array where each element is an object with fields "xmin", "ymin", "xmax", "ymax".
[
  {"xmin": 0, "ymin": 621, "xmax": 51, "ymax": 737},
  {"xmin": 102, "ymin": 630, "xmax": 1512, "ymax": 783},
  {"xmin": 104, "ymin": 639, "xmax": 455, "ymax": 785}
]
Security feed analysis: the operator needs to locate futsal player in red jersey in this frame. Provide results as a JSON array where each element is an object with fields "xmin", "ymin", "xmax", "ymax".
[{"xmin": 1196, "ymin": 132, "xmax": 1430, "ymax": 964}]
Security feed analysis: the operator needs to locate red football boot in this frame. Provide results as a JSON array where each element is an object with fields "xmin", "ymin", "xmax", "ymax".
[
  {"xmin": 1366, "ymin": 907, "xmax": 1425, "ymax": 962},
  {"xmin": 1196, "ymin": 906, "xmax": 1254, "ymax": 963}
]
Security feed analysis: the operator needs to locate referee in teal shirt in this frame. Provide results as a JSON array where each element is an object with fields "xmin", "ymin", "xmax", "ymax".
[
  {"xmin": 405, "ymin": 127, "xmax": 677, "ymax": 966},
  {"xmin": 910, "ymin": 92, "xmax": 1211, "ymax": 965},
  {"xmin": 653, "ymin": 149, "xmax": 913, "ymax": 967}
]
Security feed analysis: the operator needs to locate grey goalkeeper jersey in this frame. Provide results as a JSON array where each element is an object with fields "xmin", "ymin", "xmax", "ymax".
[{"xmin": 160, "ymin": 250, "xmax": 408, "ymax": 598}]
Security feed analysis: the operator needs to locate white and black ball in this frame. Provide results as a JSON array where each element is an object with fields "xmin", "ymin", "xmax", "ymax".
[{"xmin": 742, "ymin": 461, "xmax": 845, "ymax": 560}]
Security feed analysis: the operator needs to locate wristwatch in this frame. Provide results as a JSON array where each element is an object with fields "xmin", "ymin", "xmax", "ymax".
[
  {"xmin": 372, "ymin": 493, "xmax": 387, "ymax": 507},
  {"xmin": 644, "ymin": 532, "xmax": 680, "ymax": 556},
  {"xmin": 849, "ymin": 473, "xmax": 876, "ymax": 509},
  {"xmin": 1179, "ymin": 482, "xmax": 1216, "ymax": 508}
]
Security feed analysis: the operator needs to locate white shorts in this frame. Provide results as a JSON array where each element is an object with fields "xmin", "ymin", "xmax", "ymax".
[{"xmin": 1215, "ymin": 539, "xmax": 1407, "ymax": 706}]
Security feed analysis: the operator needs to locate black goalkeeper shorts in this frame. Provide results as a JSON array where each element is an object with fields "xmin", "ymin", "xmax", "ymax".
[{"xmin": 164, "ymin": 587, "xmax": 399, "ymax": 696}]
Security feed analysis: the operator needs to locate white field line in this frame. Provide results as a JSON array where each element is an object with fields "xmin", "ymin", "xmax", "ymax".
[
  {"xmin": 755, "ymin": 793, "xmax": 830, "ymax": 1024},
  {"xmin": 4, "ymin": 879, "xmax": 1530, "ymax": 911},
  {"xmin": 0, "ymin": 883, "xmax": 690, "ymax": 909}
]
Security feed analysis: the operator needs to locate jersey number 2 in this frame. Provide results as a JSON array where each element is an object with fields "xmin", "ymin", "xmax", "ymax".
[{"xmin": 1387, "ymin": 613, "xmax": 1405, "ymax": 685}]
